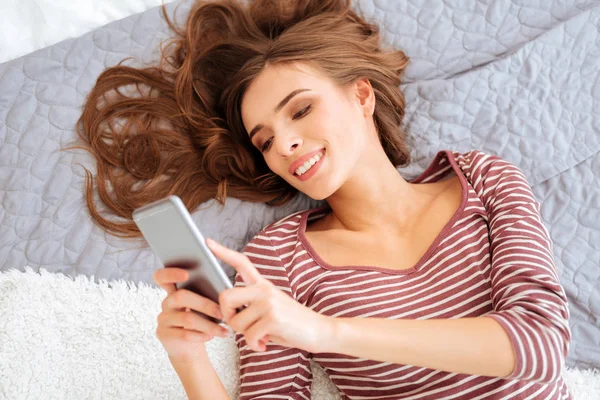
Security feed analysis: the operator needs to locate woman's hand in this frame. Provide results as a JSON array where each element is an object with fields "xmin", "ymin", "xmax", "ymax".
[
  {"xmin": 153, "ymin": 267, "xmax": 231, "ymax": 365},
  {"xmin": 207, "ymin": 238, "xmax": 334, "ymax": 354}
]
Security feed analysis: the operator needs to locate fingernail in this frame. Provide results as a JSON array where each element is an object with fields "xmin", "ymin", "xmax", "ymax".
[{"xmin": 206, "ymin": 238, "xmax": 215, "ymax": 246}]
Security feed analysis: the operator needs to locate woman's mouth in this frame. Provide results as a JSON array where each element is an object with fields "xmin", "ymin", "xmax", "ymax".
[{"xmin": 294, "ymin": 149, "xmax": 325, "ymax": 182}]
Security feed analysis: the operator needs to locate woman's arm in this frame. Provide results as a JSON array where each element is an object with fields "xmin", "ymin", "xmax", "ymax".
[
  {"xmin": 170, "ymin": 354, "xmax": 230, "ymax": 400},
  {"xmin": 321, "ymin": 316, "xmax": 516, "ymax": 378}
]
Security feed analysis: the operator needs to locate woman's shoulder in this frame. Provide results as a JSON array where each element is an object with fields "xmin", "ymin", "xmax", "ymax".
[
  {"xmin": 414, "ymin": 149, "xmax": 509, "ymax": 185},
  {"xmin": 246, "ymin": 206, "xmax": 324, "ymax": 245},
  {"xmin": 448, "ymin": 149, "xmax": 528, "ymax": 186},
  {"xmin": 448, "ymin": 149, "xmax": 505, "ymax": 169},
  {"xmin": 448, "ymin": 149, "xmax": 536, "ymax": 213}
]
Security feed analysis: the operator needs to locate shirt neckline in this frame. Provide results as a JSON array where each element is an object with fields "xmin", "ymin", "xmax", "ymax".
[{"xmin": 297, "ymin": 150, "xmax": 469, "ymax": 276}]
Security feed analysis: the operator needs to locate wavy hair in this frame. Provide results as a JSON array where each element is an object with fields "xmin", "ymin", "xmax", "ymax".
[{"xmin": 62, "ymin": 0, "xmax": 411, "ymax": 238}]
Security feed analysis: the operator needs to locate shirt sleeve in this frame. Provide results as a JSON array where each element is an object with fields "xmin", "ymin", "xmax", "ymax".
[
  {"xmin": 233, "ymin": 229, "xmax": 313, "ymax": 400},
  {"xmin": 472, "ymin": 151, "xmax": 572, "ymax": 384}
]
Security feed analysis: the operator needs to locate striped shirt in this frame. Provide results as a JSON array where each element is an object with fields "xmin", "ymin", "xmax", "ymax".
[{"xmin": 234, "ymin": 150, "xmax": 572, "ymax": 400}]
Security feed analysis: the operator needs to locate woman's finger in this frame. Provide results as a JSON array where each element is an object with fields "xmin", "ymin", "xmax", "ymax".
[
  {"xmin": 158, "ymin": 310, "xmax": 229, "ymax": 338},
  {"xmin": 156, "ymin": 326, "xmax": 213, "ymax": 343},
  {"xmin": 206, "ymin": 238, "xmax": 263, "ymax": 285},
  {"xmin": 225, "ymin": 305, "xmax": 269, "ymax": 350},
  {"xmin": 219, "ymin": 286, "xmax": 264, "ymax": 323},
  {"xmin": 224, "ymin": 295, "xmax": 264, "ymax": 333},
  {"xmin": 153, "ymin": 268, "xmax": 189, "ymax": 295},
  {"xmin": 243, "ymin": 315, "xmax": 273, "ymax": 352},
  {"xmin": 163, "ymin": 289, "xmax": 224, "ymax": 321}
]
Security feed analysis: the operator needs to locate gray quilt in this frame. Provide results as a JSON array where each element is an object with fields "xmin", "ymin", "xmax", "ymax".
[{"xmin": 0, "ymin": 0, "xmax": 598, "ymax": 370}]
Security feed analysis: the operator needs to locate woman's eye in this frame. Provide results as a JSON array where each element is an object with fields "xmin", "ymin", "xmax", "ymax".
[
  {"xmin": 260, "ymin": 105, "xmax": 311, "ymax": 153},
  {"xmin": 293, "ymin": 105, "xmax": 311, "ymax": 119},
  {"xmin": 261, "ymin": 138, "xmax": 273, "ymax": 152}
]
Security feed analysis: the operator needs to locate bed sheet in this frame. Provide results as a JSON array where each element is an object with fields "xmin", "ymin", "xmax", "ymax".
[{"xmin": 0, "ymin": 0, "xmax": 599, "ymax": 369}]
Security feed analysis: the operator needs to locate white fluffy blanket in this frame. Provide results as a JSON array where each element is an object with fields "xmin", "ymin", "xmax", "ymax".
[{"xmin": 1, "ymin": 268, "xmax": 599, "ymax": 399}]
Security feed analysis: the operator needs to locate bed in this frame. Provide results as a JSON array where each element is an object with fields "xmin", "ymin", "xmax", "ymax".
[
  {"xmin": 0, "ymin": 0, "xmax": 166, "ymax": 64},
  {"xmin": 1, "ymin": 0, "xmax": 599, "ymax": 398}
]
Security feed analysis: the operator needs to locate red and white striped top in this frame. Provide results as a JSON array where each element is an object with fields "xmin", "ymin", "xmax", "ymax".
[{"xmin": 234, "ymin": 150, "xmax": 572, "ymax": 400}]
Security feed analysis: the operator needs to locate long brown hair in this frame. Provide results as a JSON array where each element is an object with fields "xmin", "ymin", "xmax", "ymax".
[{"xmin": 62, "ymin": 0, "xmax": 411, "ymax": 239}]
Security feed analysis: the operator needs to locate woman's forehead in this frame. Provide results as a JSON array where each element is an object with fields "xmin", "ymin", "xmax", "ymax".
[
  {"xmin": 247, "ymin": 63, "xmax": 324, "ymax": 95},
  {"xmin": 242, "ymin": 64, "xmax": 325, "ymax": 114}
]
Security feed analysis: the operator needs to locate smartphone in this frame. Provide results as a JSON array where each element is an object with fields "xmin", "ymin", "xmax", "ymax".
[{"xmin": 132, "ymin": 195, "xmax": 238, "ymax": 324}]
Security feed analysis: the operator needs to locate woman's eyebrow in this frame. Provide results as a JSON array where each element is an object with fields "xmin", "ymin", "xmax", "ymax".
[{"xmin": 248, "ymin": 88, "xmax": 312, "ymax": 141}]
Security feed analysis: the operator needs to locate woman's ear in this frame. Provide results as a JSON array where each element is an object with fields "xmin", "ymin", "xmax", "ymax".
[{"xmin": 354, "ymin": 78, "xmax": 375, "ymax": 117}]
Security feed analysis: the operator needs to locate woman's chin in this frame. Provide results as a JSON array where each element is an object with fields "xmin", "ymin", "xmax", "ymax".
[
  {"xmin": 302, "ymin": 185, "xmax": 336, "ymax": 201},
  {"xmin": 288, "ymin": 168, "xmax": 339, "ymax": 201},
  {"xmin": 307, "ymin": 193, "xmax": 329, "ymax": 201}
]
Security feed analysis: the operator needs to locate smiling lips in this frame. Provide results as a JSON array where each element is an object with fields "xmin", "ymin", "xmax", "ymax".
[
  {"xmin": 288, "ymin": 148, "xmax": 324, "ymax": 175},
  {"xmin": 289, "ymin": 148, "xmax": 326, "ymax": 181},
  {"xmin": 294, "ymin": 151, "xmax": 324, "ymax": 175}
]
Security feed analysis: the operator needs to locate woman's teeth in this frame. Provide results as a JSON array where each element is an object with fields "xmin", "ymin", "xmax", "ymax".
[{"xmin": 295, "ymin": 151, "xmax": 324, "ymax": 176}]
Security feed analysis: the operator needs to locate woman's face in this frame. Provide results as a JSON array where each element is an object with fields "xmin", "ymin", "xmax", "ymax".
[{"xmin": 240, "ymin": 62, "xmax": 376, "ymax": 200}]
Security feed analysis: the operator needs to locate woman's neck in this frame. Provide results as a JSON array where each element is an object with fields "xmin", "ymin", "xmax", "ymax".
[{"xmin": 323, "ymin": 160, "xmax": 438, "ymax": 236}]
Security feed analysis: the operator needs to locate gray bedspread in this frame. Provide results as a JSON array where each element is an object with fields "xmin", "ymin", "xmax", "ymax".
[{"xmin": 0, "ymin": 0, "xmax": 598, "ymax": 369}]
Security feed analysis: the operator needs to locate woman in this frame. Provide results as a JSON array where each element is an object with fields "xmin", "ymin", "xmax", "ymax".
[{"xmin": 68, "ymin": 0, "xmax": 572, "ymax": 398}]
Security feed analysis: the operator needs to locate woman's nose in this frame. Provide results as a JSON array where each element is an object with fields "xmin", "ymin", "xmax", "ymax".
[{"xmin": 276, "ymin": 135, "xmax": 302, "ymax": 157}]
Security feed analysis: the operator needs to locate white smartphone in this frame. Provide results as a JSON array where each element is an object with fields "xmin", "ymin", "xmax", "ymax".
[{"xmin": 132, "ymin": 195, "xmax": 238, "ymax": 323}]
